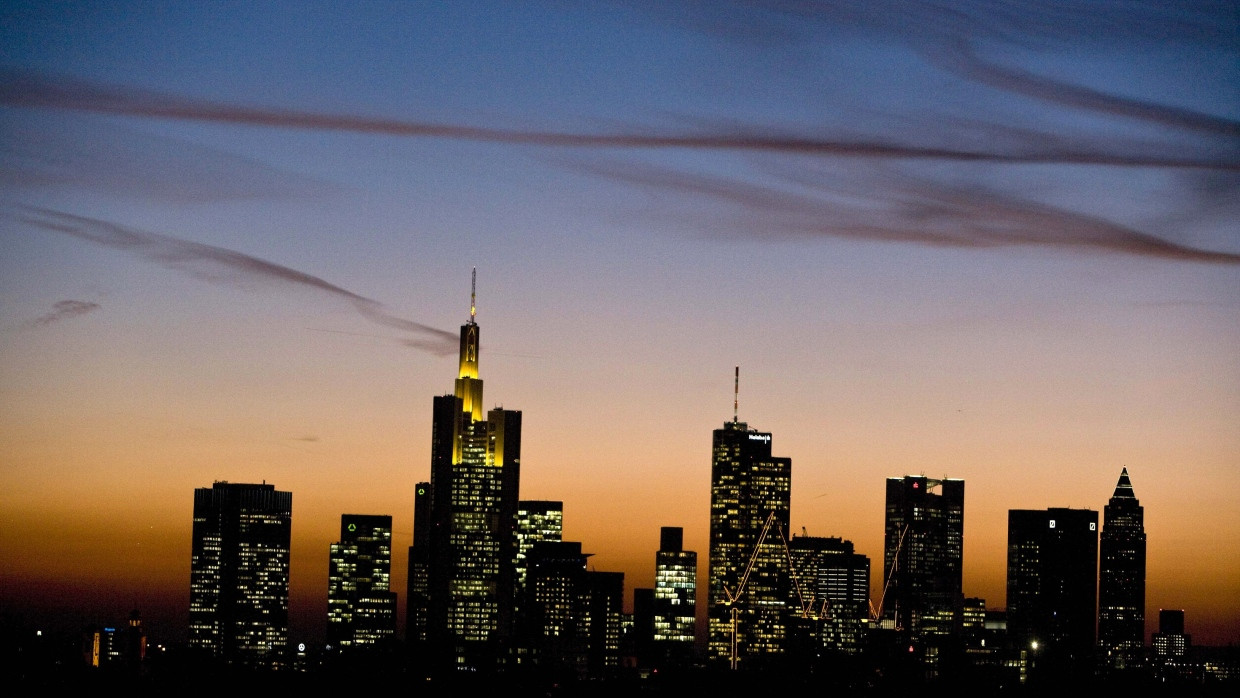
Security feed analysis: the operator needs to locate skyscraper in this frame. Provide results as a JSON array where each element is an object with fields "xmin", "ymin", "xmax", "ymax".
[
  {"xmin": 327, "ymin": 514, "xmax": 397, "ymax": 653},
  {"xmin": 516, "ymin": 501, "xmax": 565, "ymax": 600},
  {"xmin": 653, "ymin": 527, "xmax": 697, "ymax": 658},
  {"xmin": 406, "ymin": 480, "xmax": 431, "ymax": 650},
  {"xmin": 1007, "ymin": 507, "xmax": 1099, "ymax": 682},
  {"xmin": 787, "ymin": 534, "xmax": 870, "ymax": 656},
  {"xmin": 1151, "ymin": 608, "xmax": 1190, "ymax": 681},
  {"xmin": 420, "ymin": 270, "xmax": 522, "ymax": 676},
  {"xmin": 189, "ymin": 481, "xmax": 292, "ymax": 669},
  {"xmin": 1097, "ymin": 467, "xmax": 1146, "ymax": 673},
  {"xmin": 707, "ymin": 368, "xmax": 792, "ymax": 670},
  {"xmin": 513, "ymin": 499, "xmax": 564, "ymax": 668},
  {"xmin": 521, "ymin": 540, "xmax": 591, "ymax": 680},
  {"xmin": 881, "ymin": 476, "xmax": 964, "ymax": 647}
]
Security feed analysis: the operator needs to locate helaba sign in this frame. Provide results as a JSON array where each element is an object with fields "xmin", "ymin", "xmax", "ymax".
[{"xmin": 748, "ymin": 434, "xmax": 771, "ymax": 443}]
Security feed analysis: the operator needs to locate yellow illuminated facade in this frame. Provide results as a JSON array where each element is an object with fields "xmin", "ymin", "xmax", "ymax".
[{"xmin": 422, "ymin": 270, "xmax": 522, "ymax": 674}]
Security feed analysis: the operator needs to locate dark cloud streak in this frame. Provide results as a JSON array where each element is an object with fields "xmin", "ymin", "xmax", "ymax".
[
  {"xmin": 1, "ymin": 70, "xmax": 1234, "ymax": 170},
  {"xmin": 13, "ymin": 206, "xmax": 458, "ymax": 355},
  {"xmin": 930, "ymin": 39, "xmax": 1240, "ymax": 139},
  {"xmin": 585, "ymin": 159, "xmax": 1240, "ymax": 264},
  {"xmin": 23, "ymin": 299, "xmax": 101, "ymax": 328}
]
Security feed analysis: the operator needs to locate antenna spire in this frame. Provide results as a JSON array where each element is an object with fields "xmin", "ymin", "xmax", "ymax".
[
  {"xmin": 470, "ymin": 267, "xmax": 476, "ymax": 321},
  {"xmin": 733, "ymin": 366, "xmax": 739, "ymax": 423}
]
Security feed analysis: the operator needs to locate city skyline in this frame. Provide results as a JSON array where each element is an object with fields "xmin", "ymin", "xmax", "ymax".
[{"xmin": 1, "ymin": 1, "xmax": 1237, "ymax": 652}]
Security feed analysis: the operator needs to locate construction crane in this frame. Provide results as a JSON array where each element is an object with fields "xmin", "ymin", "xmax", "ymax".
[
  {"xmin": 868, "ymin": 523, "xmax": 910, "ymax": 625},
  {"xmin": 719, "ymin": 510, "xmax": 818, "ymax": 670}
]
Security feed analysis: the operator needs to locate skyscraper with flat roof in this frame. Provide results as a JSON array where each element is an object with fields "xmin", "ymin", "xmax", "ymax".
[
  {"xmin": 189, "ymin": 481, "xmax": 292, "ymax": 669},
  {"xmin": 707, "ymin": 368, "xmax": 792, "ymax": 670},
  {"xmin": 406, "ymin": 481, "xmax": 431, "ymax": 650},
  {"xmin": 517, "ymin": 501, "xmax": 565, "ymax": 597},
  {"xmin": 327, "ymin": 514, "xmax": 396, "ymax": 653},
  {"xmin": 1007, "ymin": 506, "xmax": 1099, "ymax": 683},
  {"xmin": 1097, "ymin": 467, "xmax": 1146, "ymax": 673},
  {"xmin": 654, "ymin": 527, "xmax": 697, "ymax": 651},
  {"xmin": 419, "ymin": 270, "xmax": 522, "ymax": 676},
  {"xmin": 882, "ymin": 476, "xmax": 964, "ymax": 640},
  {"xmin": 787, "ymin": 534, "xmax": 870, "ymax": 656}
]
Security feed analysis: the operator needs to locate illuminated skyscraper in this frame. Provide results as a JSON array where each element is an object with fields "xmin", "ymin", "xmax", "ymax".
[
  {"xmin": 513, "ymin": 499, "xmax": 564, "ymax": 666},
  {"xmin": 516, "ymin": 501, "xmax": 565, "ymax": 597},
  {"xmin": 707, "ymin": 368, "xmax": 792, "ymax": 670},
  {"xmin": 1097, "ymin": 467, "xmax": 1146, "ymax": 673},
  {"xmin": 1007, "ymin": 507, "xmax": 1099, "ymax": 682},
  {"xmin": 189, "ymin": 481, "xmax": 292, "ymax": 669},
  {"xmin": 421, "ymin": 270, "xmax": 522, "ymax": 676},
  {"xmin": 327, "ymin": 514, "xmax": 396, "ymax": 653},
  {"xmin": 1151, "ymin": 608, "xmax": 1190, "ymax": 680},
  {"xmin": 787, "ymin": 534, "xmax": 870, "ymax": 656},
  {"xmin": 881, "ymin": 476, "xmax": 964, "ymax": 644},
  {"xmin": 518, "ymin": 540, "xmax": 624, "ymax": 681},
  {"xmin": 653, "ymin": 526, "xmax": 697, "ymax": 661}
]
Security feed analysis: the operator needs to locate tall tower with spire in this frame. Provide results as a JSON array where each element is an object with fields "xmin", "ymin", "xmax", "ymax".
[
  {"xmin": 706, "ymin": 367, "xmax": 793, "ymax": 670},
  {"xmin": 1097, "ymin": 467, "xmax": 1147, "ymax": 673},
  {"xmin": 414, "ymin": 269, "xmax": 522, "ymax": 677}
]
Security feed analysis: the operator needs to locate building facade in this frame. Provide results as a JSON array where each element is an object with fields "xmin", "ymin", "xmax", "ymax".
[
  {"xmin": 1097, "ymin": 467, "xmax": 1146, "ymax": 673},
  {"xmin": 787, "ymin": 534, "xmax": 870, "ymax": 657},
  {"xmin": 707, "ymin": 369, "xmax": 793, "ymax": 670},
  {"xmin": 517, "ymin": 501, "xmax": 565, "ymax": 601},
  {"xmin": 653, "ymin": 526, "xmax": 697, "ymax": 661},
  {"xmin": 881, "ymin": 477, "xmax": 964, "ymax": 643},
  {"xmin": 189, "ymin": 481, "xmax": 292, "ymax": 669},
  {"xmin": 1007, "ymin": 507, "xmax": 1099, "ymax": 682},
  {"xmin": 521, "ymin": 540, "xmax": 592, "ymax": 680},
  {"xmin": 327, "ymin": 514, "xmax": 397, "ymax": 653},
  {"xmin": 406, "ymin": 480, "xmax": 431, "ymax": 650},
  {"xmin": 418, "ymin": 271, "xmax": 522, "ymax": 676}
]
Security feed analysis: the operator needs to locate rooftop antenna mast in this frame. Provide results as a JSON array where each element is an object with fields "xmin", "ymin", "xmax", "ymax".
[
  {"xmin": 733, "ymin": 366, "xmax": 739, "ymax": 423},
  {"xmin": 470, "ymin": 267, "xmax": 476, "ymax": 322}
]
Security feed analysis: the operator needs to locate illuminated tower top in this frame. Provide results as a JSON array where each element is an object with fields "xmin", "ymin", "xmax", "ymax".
[{"xmin": 456, "ymin": 268, "xmax": 483, "ymax": 420}]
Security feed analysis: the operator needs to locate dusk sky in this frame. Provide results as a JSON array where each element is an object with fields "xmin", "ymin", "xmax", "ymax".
[{"xmin": 1, "ymin": 1, "xmax": 1237, "ymax": 648}]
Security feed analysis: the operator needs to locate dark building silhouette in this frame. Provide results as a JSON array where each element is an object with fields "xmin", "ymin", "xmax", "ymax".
[
  {"xmin": 405, "ymin": 480, "xmax": 431, "ymax": 651},
  {"xmin": 417, "ymin": 270, "xmax": 522, "ymax": 676},
  {"xmin": 189, "ymin": 481, "xmax": 292, "ymax": 670},
  {"xmin": 1007, "ymin": 507, "xmax": 1099, "ymax": 683},
  {"xmin": 85, "ymin": 609, "xmax": 146, "ymax": 674},
  {"xmin": 326, "ymin": 514, "xmax": 396, "ymax": 655},
  {"xmin": 519, "ymin": 541, "xmax": 592, "ymax": 681},
  {"xmin": 585, "ymin": 570, "xmax": 626, "ymax": 680},
  {"xmin": 629, "ymin": 586, "xmax": 656, "ymax": 670},
  {"xmin": 881, "ymin": 475, "xmax": 964, "ymax": 675},
  {"xmin": 707, "ymin": 367, "xmax": 793, "ymax": 670},
  {"xmin": 1097, "ymin": 467, "xmax": 1146, "ymax": 674}
]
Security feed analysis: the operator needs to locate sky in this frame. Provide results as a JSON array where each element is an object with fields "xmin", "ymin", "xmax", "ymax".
[{"xmin": 1, "ymin": 1, "xmax": 1237, "ymax": 649}]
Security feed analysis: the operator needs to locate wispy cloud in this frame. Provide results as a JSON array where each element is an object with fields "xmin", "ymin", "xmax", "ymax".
[
  {"xmin": 23, "ymin": 299, "xmax": 101, "ymax": 328},
  {"xmin": 584, "ymin": 159, "xmax": 1240, "ymax": 264},
  {"xmin": 0, "ymin": 112, "xmax": 339, "ymax": 203},
  {"xmin": 12, "ymin": 206, "xmax": 458, "ymax": 355},
  {"xmin": 0, "ymin": 69, "xmax": 1233, "ymax": 170}
]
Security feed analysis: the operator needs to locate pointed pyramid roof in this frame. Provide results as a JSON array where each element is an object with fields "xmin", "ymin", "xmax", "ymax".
[{"xmin": 1112, "ymin": 467, "xmax": 1136, "ymax": 499}]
